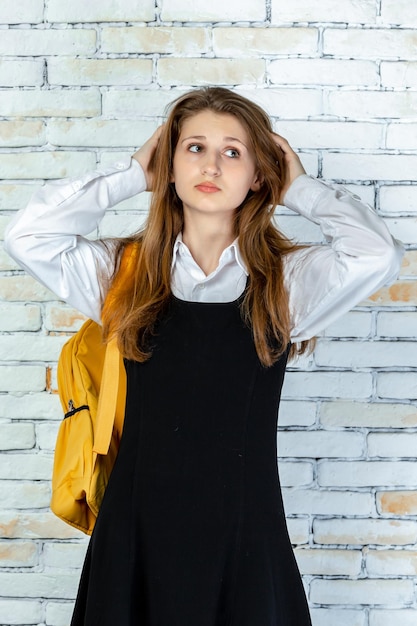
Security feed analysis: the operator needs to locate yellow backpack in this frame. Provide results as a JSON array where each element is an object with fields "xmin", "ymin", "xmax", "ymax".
[{"xmin": 51, "ymin": 245, "xmax": 133, "ymax": 535}]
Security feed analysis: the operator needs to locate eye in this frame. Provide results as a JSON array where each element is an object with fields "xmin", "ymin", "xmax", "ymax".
[
  {"xmin": 224, "ymin": 148, "xmax": 240, "ymax": 158},
  {"xmin": 187, "ymin": 144, "xmax": 202, "ymax": 153}
]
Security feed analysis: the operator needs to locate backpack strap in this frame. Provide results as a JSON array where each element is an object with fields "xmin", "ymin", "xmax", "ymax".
[
  {"xmin": 93, "ymin": 336, "xmax": 120, "ymax": 455},
  {"xmin": 93, "ymin": 242, "xmax": 136, "ymax": 456}
]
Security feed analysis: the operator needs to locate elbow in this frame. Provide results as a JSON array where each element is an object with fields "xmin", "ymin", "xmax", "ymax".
[
  {"xmin": 3, "ymin": 220, "xmax": 37, "ymax": 268},
  {"xmin": 379, "ymin": 237, "xmax": 405, "ymax": 286},
  {"xmin": 3, "ymin": 223, "xmax": 21, "ymax": 262},
  {"xmin": 391, "ymin": 237, "xmax": 406, "ymax": 270}
]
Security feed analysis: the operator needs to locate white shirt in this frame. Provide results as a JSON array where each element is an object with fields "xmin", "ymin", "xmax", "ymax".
[
  {"xmin": 171, "ymin": 234, "xmax": 248, "ymax": 303},
  {"xmin": 4, "ymin": 158, "xmax": 404, "ymax": 342}
]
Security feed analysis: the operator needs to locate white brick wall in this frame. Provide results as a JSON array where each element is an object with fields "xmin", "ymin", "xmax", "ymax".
[{"xmin": 0, "ymin": 1, "xmax": 415, "ymax": 625}]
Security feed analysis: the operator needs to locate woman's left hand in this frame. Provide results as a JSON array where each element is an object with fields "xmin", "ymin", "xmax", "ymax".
[{"xmin": 271, "ymin": 133, "xmax": 306, "ymax": 205}]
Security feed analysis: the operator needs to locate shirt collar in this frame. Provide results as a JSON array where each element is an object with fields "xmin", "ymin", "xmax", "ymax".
[{"xmin": 171, "ymin": 233, "xmax": 248, "ymax": 276}]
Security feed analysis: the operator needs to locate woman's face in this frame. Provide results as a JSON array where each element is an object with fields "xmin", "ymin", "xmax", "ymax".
[{"xmin": 171, "ymin": 110, "xmax": 261, "ymax": 222}]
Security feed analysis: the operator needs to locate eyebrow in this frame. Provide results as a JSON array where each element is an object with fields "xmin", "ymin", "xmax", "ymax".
[{"xmin": 181, "ymin": 135, "xmax": 248, "ymax": 148}]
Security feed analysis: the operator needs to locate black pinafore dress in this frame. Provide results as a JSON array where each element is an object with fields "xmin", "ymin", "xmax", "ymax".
[{"xmin": 71, "ymin": 296, "xmax": 311, "ymax": 626}]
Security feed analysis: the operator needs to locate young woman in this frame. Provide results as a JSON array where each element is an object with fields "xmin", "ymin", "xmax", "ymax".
[{"xmin": 5, "ymin": 87, "xmax": 403, "ymax": 626}]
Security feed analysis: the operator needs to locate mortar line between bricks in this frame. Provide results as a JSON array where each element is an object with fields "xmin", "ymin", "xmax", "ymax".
[{"xmin": 265, "ymin": 0, "xmax": 271, "ymax": 23}]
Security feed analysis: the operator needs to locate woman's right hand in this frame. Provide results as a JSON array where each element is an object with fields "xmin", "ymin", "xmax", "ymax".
[{"xmin": 132, "ymin": 125, "xmax": 164, "ymax": 191}]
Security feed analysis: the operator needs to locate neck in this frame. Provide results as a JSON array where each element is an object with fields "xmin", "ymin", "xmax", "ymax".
[{"xmin": 182, "ymin": 213, "xmax": 235, "ymax": 276}]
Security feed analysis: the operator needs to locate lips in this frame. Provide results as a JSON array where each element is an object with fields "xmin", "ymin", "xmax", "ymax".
[{"xmin": 195, "ymin": 182, "xmax": 220, "ymax": 193}]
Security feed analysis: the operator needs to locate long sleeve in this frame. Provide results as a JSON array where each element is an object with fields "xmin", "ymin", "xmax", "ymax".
[
  {"xmin": 4, "ymin": 162, "xmax": 404, "ymax": 337},
  {"xmin": 4, "ymin": 158, "xmax": 147, "ymax": 323},
  {"xmin": 283, "ymin": 175, "xmax": 404, "ymax": 342}
]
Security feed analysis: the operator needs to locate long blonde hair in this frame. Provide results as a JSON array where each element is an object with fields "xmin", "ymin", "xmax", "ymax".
[{"xmin": 102, "ymin": 87, "xmax": 311, "ymax": 366}]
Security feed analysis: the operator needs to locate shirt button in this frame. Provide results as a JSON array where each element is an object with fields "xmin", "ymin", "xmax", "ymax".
[
  {"xmin": 73, "ymin": 181, "xmax": 82, "ymax": 191},
  {"xmin": 198, "ymin": 284, "xmax": 205, "ymax": 289},
  {"xmin": 115, "ymin": 163, "xmax": 125, "ymax": 170}
]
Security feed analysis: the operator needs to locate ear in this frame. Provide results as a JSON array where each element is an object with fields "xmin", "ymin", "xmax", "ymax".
[{"xmin": 250, "ymin": 171, "xmax": 263, "ymax": 192}]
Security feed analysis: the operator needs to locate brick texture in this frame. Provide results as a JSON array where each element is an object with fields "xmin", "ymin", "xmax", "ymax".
[{"xmin": 0, "ymin": 2, "xmax": 416, "ymax": 624}]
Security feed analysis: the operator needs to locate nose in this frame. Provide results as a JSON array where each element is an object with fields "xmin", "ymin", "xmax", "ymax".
[{"xmin": 201, "ymin": 151, "xmax": 220, "ymax": 177}]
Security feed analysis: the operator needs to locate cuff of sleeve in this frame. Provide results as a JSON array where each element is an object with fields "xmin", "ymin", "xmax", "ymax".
[
  {"xmin": 106, "ymin": 157, "xmax": 147, "ymax": 204},
  {"xmin": 283, "ymin": 174, "xmax": 332, "ymax": 217}
]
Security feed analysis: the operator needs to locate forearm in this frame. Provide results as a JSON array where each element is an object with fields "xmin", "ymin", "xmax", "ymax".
[
  {"xmin": 284, "ymin": 175, "xmax": 404, "ymax": 342},
  {"xmin": 4, "ymin": 158, "xmax": 147, "ymax": 321},
  {"xmin": 5, "ymin": 157, "xmax": 145, "ymax": 243},
  {"xmin": 284, "ymin": 174, "xmax": 402, "ymax": 265}
]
